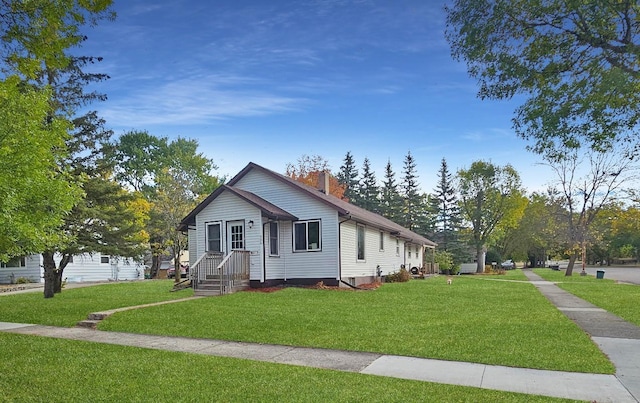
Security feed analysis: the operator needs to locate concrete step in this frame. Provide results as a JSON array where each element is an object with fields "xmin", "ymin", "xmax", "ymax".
[
  {"xmin": 194, "ymin": 289, "xmax": 222, "ymax": 297},
  {"xmin": 88, "ymin": 312, "xmax": 110, "ymax": 321},
  {"xmin": 76, "ymin": 320, "xmax": 100, "ymax": 329}
]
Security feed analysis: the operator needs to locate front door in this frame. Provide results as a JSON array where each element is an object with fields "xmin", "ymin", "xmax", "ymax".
[{"xmin": 226, "ymin": 220, "xmax": 245, "ymax": 253}]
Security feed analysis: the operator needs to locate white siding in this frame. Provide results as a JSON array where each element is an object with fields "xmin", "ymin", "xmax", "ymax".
[
  {"xmin": 234, "ymin": 170, "xmax": 340, "ymax": 280},
  {"xmin": 193, "ymin": 191, "xmax": 264, "ymax": 280},
  {"xmin": 0, "ymin": 255, "xmax": 41, "ymax": 284},
  {"xmin": 55, "ymin": 254, "xmax": 143, "ymax": 282},
  {"xmin": 404, "ymin": 242, "xmax": 423, "ymax": 270},
  {"xmin": 340, "ymin": 221, "xmax": 406, "ymax": 280},
  {"xmin": 188, "ymin": 228, "xmax": 197, "ymax": 268}
]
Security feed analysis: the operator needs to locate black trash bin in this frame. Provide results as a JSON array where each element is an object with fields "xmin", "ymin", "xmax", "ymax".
[{"xmin": 596, "ymin": 270, "xmax": 605, "ymax": 279}]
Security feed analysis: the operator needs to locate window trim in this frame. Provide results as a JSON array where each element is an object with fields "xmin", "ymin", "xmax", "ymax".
[
  {"xmin": 395, "ymin": 239, "xmax": 400, "ymax": 256},
  {"xmin": 269, "ymin": 221, "xmax": 279, "ymax": 257},
  {"xmin": 379, "ymin": 231, "xmax": 384, "ymax": 251},
  {"xmin": 293, "ymin": 219, "xmax": 322, "ymax": 252},
  {"xmin": 357, "ymin": 224, "xmax": 366, "ymax": 261},
  {"xmin": 100, "ymin": 256, "xmax": 110, "ymax": 264},
  {"xmin": 1, "ymin": 256, "xmax": 26, "ymax": 268},
  {"xmin": 206, "ymin": 222, "xmax": 222, "ymax": 253}
]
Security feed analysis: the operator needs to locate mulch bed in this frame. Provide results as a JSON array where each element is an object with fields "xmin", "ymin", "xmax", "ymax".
[{"xmin": 243, "ymin": 281, "xmax": 383, "ymax": 293}]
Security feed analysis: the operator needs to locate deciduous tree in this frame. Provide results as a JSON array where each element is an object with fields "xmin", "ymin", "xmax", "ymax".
[
  {"xmin": 446, "ymin": 1, "xmax": 640, "ymax": 156},
  {"xmin": 545, "ymin": 146, "xmax": 638, "ymax": 275},
  {"xmin": 285, "ymin": 154, "xmax": 345, "ymax": 198},
  {"xmin": 458, "ymin": 161, "xmax": 525, "ymax": 273}
]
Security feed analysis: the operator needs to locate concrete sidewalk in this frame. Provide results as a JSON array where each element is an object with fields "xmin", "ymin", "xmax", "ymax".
[
  {"xmin": 0, "ymin": 320, "xmax": 635, "ymax": 402},
  {"xmin": 523, "ymin": 270, "xmax": 640, "ymax": 402}
]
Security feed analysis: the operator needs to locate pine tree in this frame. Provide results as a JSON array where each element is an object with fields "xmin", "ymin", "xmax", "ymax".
[
  {"xmin": 380, "ymin": 160, "xmax": 403, "ymax": 223},
  {"xmin": 337, "ymin": 151, "xmax": 359, "ymax": 203},
  {"xmin": 400, "ymin": 151, "xmax": 420, "ymax": 231},
  {"xmin": 357, "ymin": 158, "xmax": 380, "ymax": 213},
  {"xmin": 430, "ymin": 158, "xmax": 462, "ymax": 249}
]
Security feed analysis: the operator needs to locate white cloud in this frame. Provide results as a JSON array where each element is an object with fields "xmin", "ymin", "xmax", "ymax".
[{"xmin": 101, "ymin": 75, "xmax": 308, "ymax": 127}]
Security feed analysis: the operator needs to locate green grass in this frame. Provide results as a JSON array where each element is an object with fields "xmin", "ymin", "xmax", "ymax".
[
  {"xmin": 0, "ymin": 280, "xmax": 193, "ymax": 327},
  {"xmin": 534, "ymin": 268, "xmax": 640, "ymax": 326},
  {"xmin": 0, "ymin": 333, "xmax": 580, "ymax": 402},
  {"xmin": 99, "ymin": 275, "xmax": 613, "ymax": 374}
]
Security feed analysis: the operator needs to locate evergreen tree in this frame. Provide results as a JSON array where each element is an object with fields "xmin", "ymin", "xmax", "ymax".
[
  {"xmin": 0, "ymin": 2, "xmax": 117, "ymax": 298},
  {"xmin": 337, "ymin": 151, "xmax": 359, "ymax": 203},
  {"xmin": 430, "ymin": 158, "xmax": 462, "ymax": 250},
  {"xmin": 380, "ymin": 160, "xmax": 403, "ymax": 224},
  {"xmin": 357, "ymin": 158, "xmax": 380, "ymax": 213},
  {"xmin": 400, "ymin": 151, "xmax": 420, "ymax": 231}
]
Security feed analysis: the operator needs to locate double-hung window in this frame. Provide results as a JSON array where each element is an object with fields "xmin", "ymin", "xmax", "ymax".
[
  {"xmin": 293, "ymin": 220, "xmax": 321, "ymax": 252},
  {"xmin": 207, "ymin": 223, "xmax": 222, "ymax": 253},
  {"xmin": 357, "ymin": 224, "xmax": 365, "ymax": 261},
  {"xmin": 379, "ymin": 231, "xmax": 384, "ymax": 251},
  {"xmin": 269, "ymin": 222, "xmax": 279, "ymax": 256}
]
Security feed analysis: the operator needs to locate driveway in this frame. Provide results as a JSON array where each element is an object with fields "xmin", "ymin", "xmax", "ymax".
[{"xmin": 581, "ymin": 266, "xmax": 640, "ymax": 285}]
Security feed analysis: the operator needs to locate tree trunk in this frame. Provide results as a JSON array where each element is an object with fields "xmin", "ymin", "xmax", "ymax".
[
  {"xmin": 54, "ymin": 270, "xmax": 63, "ymax": 293},
  {"xmin": 565, "ymin": 254, "xmax": 578, "ymax": 276},
  {"xmin": 54, "ymin": 254, "xmax": 72, "ymax": 293},
  {"xmin": 150, "ymin": 254, "xmax": 160, "ymax": 279},
  {"xmin": 476, "ymin": 245, "xmax": 485, "ymax": 273},
  {"xmin": 42, "ymin": 252, "xmax": 57, "ymax": 298}
]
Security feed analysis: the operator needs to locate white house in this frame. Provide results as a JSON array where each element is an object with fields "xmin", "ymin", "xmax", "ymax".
[
  {"xmin": 0, "ymin": 253, "xmax": 143, "ymax": 284},
  {"xmin": 178, "ymin": 162, "xmax": 436, "ymax": 288}
]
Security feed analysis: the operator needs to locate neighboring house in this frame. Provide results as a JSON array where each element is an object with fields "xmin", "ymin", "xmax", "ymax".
[
  {"xmin": 0, "ymin": 253, "xmax": 143, "ymax": 284},
  {"xmin": 178, "ymin": 162, "xmax": 436, "ymax": 288}
]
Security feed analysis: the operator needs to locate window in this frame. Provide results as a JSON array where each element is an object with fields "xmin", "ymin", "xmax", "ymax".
[
  {"xmin": 100, "ymin": 256, "xmax": 110, "ymax": 264},
  {"xmin": 396, "ymin": 239, "xmax": 400, "ymax": 256},
  {"xmin": 293, "ymin": 220, "xmax": 321, "ymax": 251},
  {"xmin": 1, "ymin": 256, "xmax": 25, "ymax": 268},
  {"xmin": 415, "ymin": 246, "xmax": 419, "ymax": 256},
  {"xmin": 379, "ymin": 232, "xmax": 384, "ymax": 251},
  {"xmin": 229, "ymin": 223, "xmax": 244, "ymax": 250},
  {"xmin": 357, "ymin": 224, "xmax": 365, "ymax": 260},
  {"xmin": 408, "ymin": 247, "xmax": 412, "ymax": 258},
  {"xmin": 269, "ymin": 222, "xmax": 279, "ymax": 256},
  {"xmin": 207, "ymin": 223, "xmax": 222, "ymax": 252}
]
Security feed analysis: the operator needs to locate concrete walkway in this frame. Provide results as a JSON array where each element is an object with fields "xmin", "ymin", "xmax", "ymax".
[
  {"xmin": 523, "ymin": 270, "xmax": 640, "ymax": 402},
  {"xmin": 1, "ymin": 272, "xmax": 639, "ymax": 402}
]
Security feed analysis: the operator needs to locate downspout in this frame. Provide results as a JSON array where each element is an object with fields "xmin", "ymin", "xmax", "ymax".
[
  {"xmin": 338, "ymin": 215, "xmax": 353, "ymax": 283},
  {"xmin": 262, "ymin": 221, "xmax": 268, "ymax": 284}
]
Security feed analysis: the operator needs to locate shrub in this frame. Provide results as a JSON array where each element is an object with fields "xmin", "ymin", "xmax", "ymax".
[
  {"xmin": 15, "ymin": 277, "xmax": 31, "ymax": 284},
  {"xmin": 385, "ymin": 267, "xmax": 410, "ymax": 283}
]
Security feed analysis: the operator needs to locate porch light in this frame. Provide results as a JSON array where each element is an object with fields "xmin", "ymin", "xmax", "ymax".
[{"xmin": 248, "ymin": 220, "xmax": 254, "ymax": 229}]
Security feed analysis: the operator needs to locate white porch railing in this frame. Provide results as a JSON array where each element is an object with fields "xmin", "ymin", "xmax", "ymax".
[
  {"xmin": 191, "ymin": 251, "xmax": 250, "ymax": 295},
  {"xmin": 191, "ymin": 252, "xmax": 224, "ymax": 283},
  {"xmin": 217, "ymin": 250, "xmax": 250, "ymax": 295}
]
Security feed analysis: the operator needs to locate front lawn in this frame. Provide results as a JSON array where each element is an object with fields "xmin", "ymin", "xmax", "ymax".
[
  {"xmin": 0, "ymin": 333, "xmax": 580, "ymax": 402},
  {"xmin": 0, "ymin": 280, "xmax": 193, "ymax": 327},
  {"xmin": 534, "ymin": 268, "xmax": 640, "ymax": 326},
  {"xmin": 100, "ymin": 275, "xmax": 613, "ymax": 374}
]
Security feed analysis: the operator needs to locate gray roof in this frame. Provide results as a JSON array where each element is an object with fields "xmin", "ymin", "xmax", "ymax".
[{"xmin": 226, "ymin": 163, "xmax": 436, "ymax": 247}]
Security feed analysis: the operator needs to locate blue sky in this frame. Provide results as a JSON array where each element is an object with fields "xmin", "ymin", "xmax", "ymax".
[{"xmin": 79, "ymin": 0, "xmax": 554, "ymax": 193}]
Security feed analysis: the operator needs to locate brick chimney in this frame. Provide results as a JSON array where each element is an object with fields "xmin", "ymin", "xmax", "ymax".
[{"xmin": 317, "ymin": 171, "xmax": 330, "ymax": 194}]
